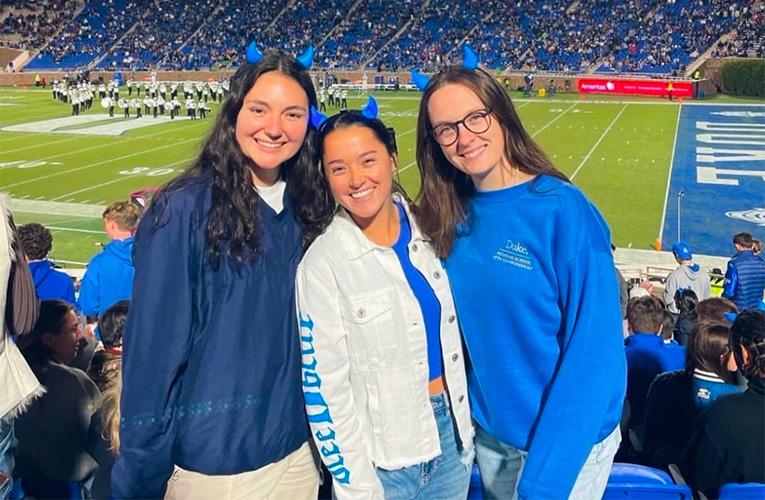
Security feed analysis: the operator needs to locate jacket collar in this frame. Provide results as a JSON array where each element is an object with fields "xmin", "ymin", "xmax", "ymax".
[{"xmin": 332, "ymin": 194, "xmax": 426, "ymax": 261}]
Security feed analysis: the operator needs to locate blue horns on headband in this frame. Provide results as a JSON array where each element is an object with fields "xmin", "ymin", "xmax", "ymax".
[
  {"xmin": 245, "ymin": 41, "xmax": 314, "ymax": 69},
  {"xmin": 309, "ymin": 96, "xmax": 380, "ymax": 129},
  {"xmin": 410, "ymin": 44, "xmax": 480, "ymax": 91}
]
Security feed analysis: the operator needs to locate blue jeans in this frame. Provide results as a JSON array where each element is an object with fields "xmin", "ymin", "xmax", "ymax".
[
  {"xmin": 377, "ymin": 393, "xmax": 471, "ymax": 499},
  {"xmin": 0, "ymin": 418, "xmax": 15, "ymax": 500},
  {"xmin": 475, "ymin": 424, "xmax": 620, "ymax": 500}
]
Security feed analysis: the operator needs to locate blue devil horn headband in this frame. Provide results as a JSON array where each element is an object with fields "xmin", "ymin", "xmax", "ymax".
[
  {"xmin": 296, "ymin": 46, "xmax": 314, "ymax": 70},
  {"xmin": 245, "ymin": 41, "xmax": 264, "ymax": 64},
  {"xmin": 310, "ymin": 106, "xmax": 328, "ymax": 129},
  {"xmin": 245, "ymin": 41, "xmax": 314, "ymax": 69},
  {"xmin": 309, "ymin": 96, "xmax": 379, "ymax": 130},
  {"xmin": 411, "ymin": 69, "xmax": 430, "ymax": 92},
  {"xmin": 410, "ymin": 44, "xmax": 479, "ymax": 91},
  {"xmin": 361, "ymin": 95, "xmax": 378, "ymax": 119}
]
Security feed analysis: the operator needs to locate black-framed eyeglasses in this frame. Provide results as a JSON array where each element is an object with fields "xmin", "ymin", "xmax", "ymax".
[{"xmin": 430, "ymin": 108, "xmax": 492, "ymax": 146}]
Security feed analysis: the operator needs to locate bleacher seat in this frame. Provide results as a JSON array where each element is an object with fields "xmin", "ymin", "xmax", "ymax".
[
  {"xmin": 718, "ymin": 482, "xmax": 765, "ymax": 500},
  {"xmin": 604, "ymin": 463, "xmax": 693, "ymax": 499}
]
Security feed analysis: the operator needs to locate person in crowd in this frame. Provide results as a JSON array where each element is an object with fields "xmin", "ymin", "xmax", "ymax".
[
  {"xmin": 14, "ymin": 300, "xmax": 100, "ymax": 498},
  {"xmin": 297, "ymin": 105, "xmax": 473, "ymax": 499},
  {"xmin": 77, "ymin": 201, "xmax": 140, "ymax": 321},
  {"xmin": 625, "ymin": 296, "xmax": 685, "ymax": 429},
  {"xmin": 17, "ymin": 223, "xmax": 75, "ymax": 304},
  {"xmin": 681, "ymin": 310, "xmax": 765, "ymax": 496},
  {"xmin": 112, "ymin": 47, "xmax": 326, "ymax": 498},
  {"xmin": 722, "ymin": 232, "xmax": 765, "ymax": 310},
  {"xmin": 662, "ymin": 242, "xmax": 710, "ymax": 314},
  {"xmin": 0, "ymin": 194, "xmax": 41, "ymax": 499},
  {"xmin": 88, "ymin": 300, "xmax": 128, "ymax": 500},
  {"xmin": 643, "ymin": 320, "xmax": 742, "ymax": 469},
  {"xmin": 696, "ymin": 297, "xmax": 737, "ymax": 322},
  {"xmin": 414, "ymin": 61, "xmax": 625, "ymax": 499},
  {"xmin": 672, "ymin": 288, "xmax": 698, "ymax": 346}
]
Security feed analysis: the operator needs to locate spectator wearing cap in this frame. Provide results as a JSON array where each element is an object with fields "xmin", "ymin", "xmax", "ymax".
[
  {"xmin": 722, "ymin": 232, "xmax": 765, "ymax": 311},
  {"xmin": 662, "ymin": 242, "xmax": 711, "ymax": 314},
  {"xmin": 17, "ymin": 223, "xmax": 75, "ymax": 305}
]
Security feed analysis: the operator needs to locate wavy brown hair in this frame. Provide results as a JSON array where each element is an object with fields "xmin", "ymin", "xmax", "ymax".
[
  {"xmin": 157, "ymin": 50, "xmax": 327, "ymax": 266},
  {"xmin": 415, "ymin": 67, "xmax": 568, "ymax": 258}
]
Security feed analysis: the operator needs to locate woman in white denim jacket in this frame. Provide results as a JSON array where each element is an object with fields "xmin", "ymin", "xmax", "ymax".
[{"xmin": 296, "ymin": 103, "xmax": 474, "ymax": 499}]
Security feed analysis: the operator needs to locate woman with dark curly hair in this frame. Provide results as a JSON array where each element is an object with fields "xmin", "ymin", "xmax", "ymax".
[
  {"xmin": 112, "ymin": 47, "xmax": 328, "ymax": 498},
  {"xmin": 681, "ymin": 310, "xmax": 765, "ymax": 496}
]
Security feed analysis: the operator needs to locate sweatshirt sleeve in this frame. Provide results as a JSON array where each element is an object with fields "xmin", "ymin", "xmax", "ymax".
[
  {"xmin": 296, "ymin": 258, "xmax": 385, "ymax": 500},
  {"xmin": 663, "ymin": 272, "xmax": 679, "ymax": 309},
  {"xmin": 111, "ymin": 196, "xmax": 197, "ymax": 498},
  {"xmin": 517, "ymin": 247, "xmax": 627, "ymax": 499},
  {"xmin": 722, "ymin": 261, "xmax": 737, "ymax": 300},
  {"xmin": 77, "ymin": 258, "xmax": 100, "ymax": 317}
]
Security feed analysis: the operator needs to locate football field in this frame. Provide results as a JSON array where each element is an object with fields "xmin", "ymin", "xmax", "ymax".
[{"xmin": 1, "ymin": 86, "xmax": 763, "ymax": 266}]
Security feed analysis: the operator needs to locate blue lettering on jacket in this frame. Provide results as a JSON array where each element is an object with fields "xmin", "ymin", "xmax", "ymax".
[{"xmin": 300, "ymin": 314, "xmax": 351, "ymax": 485}]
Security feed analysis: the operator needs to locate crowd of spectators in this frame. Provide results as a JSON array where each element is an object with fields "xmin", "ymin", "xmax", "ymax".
[
  {"xmin": 598, "ymin": 0, "xmax": 750, "ymax": 73},
  {"xmin": 96, "ymin": 0, "xmax": 218, "ymax": 70},
  {"xmin": 7, "ymin": 0, "xmax": 764, "ymax": 74},
  {"xmin": 26, "ymin": 0, "xmax": 145, "ymax": 69},
  {"xmin": 0, "ymin": 0, "xmax": 81, "ymax": 50},
  {"xmin": 319, "ymin": 0, "xmax": 418, "ymax": 69},
  {"xmin": 177, "ymin": 0, "xmax": 287, "ymax": 70},
  {"xmin": 711, "ymin": 0, "xmax": 764, "ymax": 58}
]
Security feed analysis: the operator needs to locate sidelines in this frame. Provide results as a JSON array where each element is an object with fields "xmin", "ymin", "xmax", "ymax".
[
  {"xmin": 657, "ymin": 104, "xmax": 684, "ymax": 245},
  {"xmin": 47, "ymin": 226, "xmax": 103, "ymax": 234},
  {"xmin": 10, "ymin": 198, "xmax": 105, "ymax": 217},
  {"xmin": 570, "ymin": 103, "xmax": 629, "ymax": 180},
  {"xmin": 4, "ymin": 137, "xmax": 201, "ymax": 189}
]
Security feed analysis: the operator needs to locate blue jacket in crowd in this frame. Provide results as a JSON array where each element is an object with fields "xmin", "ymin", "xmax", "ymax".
[
  {"xmin": 722, "ymin": 250, "xmax": 765, "ymax": 311},
  {"xmin": 76, "ymin": 238, "xmax": 134, "ymax": 317},
  {"xmin": 28, "ymin": 259, "xmax": 75, "ymax": 304},
  {"xmin": 111, "ymin": 176, "xmax": 310, "ymax": 498}
]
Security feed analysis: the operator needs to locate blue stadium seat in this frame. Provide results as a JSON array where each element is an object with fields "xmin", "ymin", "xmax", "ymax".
[
  {"xmin": 603, "ymin": 463, "xmax": 693, "ymax": 499},
  {"xmin": 718, "ymin": 483, "xmax": 765, "ymax": 500}
]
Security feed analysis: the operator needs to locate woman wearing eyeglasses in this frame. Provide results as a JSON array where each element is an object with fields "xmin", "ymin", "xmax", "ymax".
[{"xmin": 413, "ymin": 66, "xmax": 626, "ymax": 499}]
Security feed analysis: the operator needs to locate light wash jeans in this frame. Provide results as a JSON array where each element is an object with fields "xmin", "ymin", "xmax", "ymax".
[
  {"xmin": 475, "ymin": 424, "xmax": 621, "ymax": 500},
  {"xmin": 376, "ymin": 393, "xmax": 471, "ymax": 499},
  {"xmin": 0, "ymin": 418, "xmax": 14, "ymax": 500}
]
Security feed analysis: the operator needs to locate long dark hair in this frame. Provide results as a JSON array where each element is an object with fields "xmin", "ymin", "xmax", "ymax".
[
  {"xmin": 731, "ymin": 310, "xmax": 765, "ymax": 380},
  {"xmin": 685, "ymin": 320, "xmax": 736, "ymax": 384},
  {"xmin": 303, "ymin": 111, "xmax": 403, "ymax": 246},
  {"xmin": 158, "ymin": 49, "xmax": 327, "ymax": 266},
  {"xmin": 415, "ymin": 67, "xmax": 568, "ymax": 258}
]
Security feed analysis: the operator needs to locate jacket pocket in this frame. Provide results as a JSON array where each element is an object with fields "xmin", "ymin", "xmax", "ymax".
[{"xmin": 341, "ymin": 289, "xmax": 397, "ymax": 368}]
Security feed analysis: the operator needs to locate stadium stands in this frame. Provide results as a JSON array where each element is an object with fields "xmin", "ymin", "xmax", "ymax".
[{"xmin": 0, "ymin": 0, "xmax": 761, "ymax": 73}]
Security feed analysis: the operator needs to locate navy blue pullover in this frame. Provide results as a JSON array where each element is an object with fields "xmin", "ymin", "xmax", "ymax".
[
  {"xmin": 722, "ymin": 250, "xmax": 765, "ymax": 311},
  {"xmin": 112, "ymin": 176, "xmax": 310, "ymax": 498}
]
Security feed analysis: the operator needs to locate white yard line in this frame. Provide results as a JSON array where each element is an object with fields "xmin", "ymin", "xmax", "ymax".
[
  {"xmin": 49, "ymin": 155, "xmax": 195, "ymax": 200},
  {"xmin": 531, "ymin": 102, "xmax": 578, "ymax": 138},
  {"xmin": 4, "ymin": 138, "xmax": 199, "ymax": 189},
  {"xmin": 570, "ymin": 103, "xmax": 629, "ymax": 180},
  {"xmin": 47, "ymin": 226, "xmax": 103, "ymax": 234},
  {"xmin": 398, "ymin": 161, "xmax": 417, "ymax": 173},
  {"xmin": 657, "ymin": 103, "xmax": 684, "ymax": 245}
]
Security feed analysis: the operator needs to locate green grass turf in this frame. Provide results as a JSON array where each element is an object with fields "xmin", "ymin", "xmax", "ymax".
[{"xmin": 0, "ymin": 86, "xmax": 684, "ymax": 265}]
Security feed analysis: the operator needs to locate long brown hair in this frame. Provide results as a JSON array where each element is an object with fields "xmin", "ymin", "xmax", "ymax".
[
  {"xmin": 415, "ymin": 67, "xmax": 568, "ymax": 258},
  {"xmin": 685, "ymin": 320, "xmax": 737, "ymax": 384}
]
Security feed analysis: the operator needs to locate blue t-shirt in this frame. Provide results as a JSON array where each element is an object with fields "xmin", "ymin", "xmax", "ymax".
[
  {"xmin": 391, "ymin": 202, "xmax": 443, "ymax": 381},
  {"xmin": 445, "ymin": 174, "xmax": 626, "ymax": 499}
]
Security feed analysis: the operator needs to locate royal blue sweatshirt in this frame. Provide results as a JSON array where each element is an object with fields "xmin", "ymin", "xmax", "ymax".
[
  {"xmin": 77, "ymin": 237, "xmax": 134, "ymax": 317},
  {"xmin": 28, "ymin": 259, "xmax": 75, "ymax": 304},
  {"xmin": 445, "ymin": 174, "xmax": 626, "ymax": 499},
  {"xmin": 111, "ymin": 176, "xmax": 310, "ymax": 498}
]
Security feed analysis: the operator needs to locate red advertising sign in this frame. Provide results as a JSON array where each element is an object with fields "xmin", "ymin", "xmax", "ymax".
[{"xmin": 577, "ymin": 78, "xmax": 694, "ymax": 98}]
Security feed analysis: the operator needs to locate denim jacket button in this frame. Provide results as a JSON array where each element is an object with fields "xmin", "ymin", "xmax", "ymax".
[
  {"xmin": 357, "ymin": 308, "xmax": 366, "ymax": 318},
  {"xmin": 458, "ymin": 395, "xmax": 465, "ymax": 403},
  {"xmin": 448, "ymin": 315, "xmax": 456, "ymax": 323},
  {"xmin": 412, "ymin": 243, "xmax": 419, "ymax": 252},
  {"xmin": 433, "ymin": 270, "xmax": 441, "ymax": 279},
  {"xmin": 452, "ymin": 353, "xmax": 459, "ymax": 362}
]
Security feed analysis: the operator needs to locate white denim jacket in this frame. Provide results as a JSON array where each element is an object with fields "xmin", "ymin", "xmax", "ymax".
[{"xmin": 296, "ymin": 198, "xmax": 474, "ymax": 500}]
